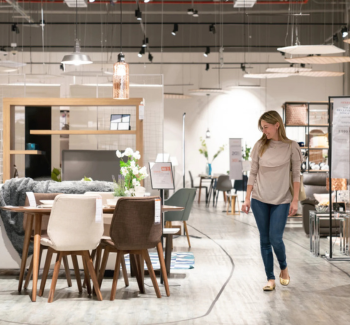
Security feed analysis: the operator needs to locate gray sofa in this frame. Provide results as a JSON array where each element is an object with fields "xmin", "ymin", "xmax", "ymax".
[{"xmin": 301, "ymin": 173, "xmax": 340, "ymax": 236}]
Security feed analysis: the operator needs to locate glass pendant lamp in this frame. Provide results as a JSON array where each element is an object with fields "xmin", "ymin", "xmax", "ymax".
[
  {"xmin": 113, "ymin": 0, "xmax": 129, "ymax": 99},
  {"xmin": 113, "ymin": 53, "xmax": 129, "ymax": 99}
]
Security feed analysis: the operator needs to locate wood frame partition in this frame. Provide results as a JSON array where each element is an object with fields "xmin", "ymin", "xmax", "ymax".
[{"xmin": 2, "ymin": 98, "xmax": 144, "ymax": 182}]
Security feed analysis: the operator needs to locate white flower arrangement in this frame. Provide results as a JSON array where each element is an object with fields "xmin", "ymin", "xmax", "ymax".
[{"xmin": 115, "ymin": 148, "xmax": 148, "ymax": 196}]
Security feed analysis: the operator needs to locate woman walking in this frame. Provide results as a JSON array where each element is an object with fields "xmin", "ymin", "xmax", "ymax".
[{"xmin": 241, "ymin": 110, "xmax": 302, "ymax": 291}]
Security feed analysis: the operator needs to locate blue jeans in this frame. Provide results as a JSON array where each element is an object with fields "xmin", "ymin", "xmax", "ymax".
[{"xmin": 251, "ymin": 198, "xmax": 290, "ymax": 280}]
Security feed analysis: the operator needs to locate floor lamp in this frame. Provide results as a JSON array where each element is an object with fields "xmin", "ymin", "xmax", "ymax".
[{"xmin": 183, "ymin": 113, "xmax": 186, "ymax": 188}]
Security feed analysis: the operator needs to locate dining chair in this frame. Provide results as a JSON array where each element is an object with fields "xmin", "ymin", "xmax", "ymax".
[
  {"xmin": 84, "ymin": 192, "xmax": 128, "ymax": 290},
  {"xmin": 214, "ymin": 175, "xmax": 233, "ymax": 207},
  {"xmin": 98, "ymin": 197, "xmax": 170, "ymax": 300},
  {"xmin": 163, "ymin": 188, "xmax": 196, "ymax": 248},
  {"xmin": 189, "ymin": 171, "xmax": 208, "ymax": 203},
  {"xmin": 22, "ymin": 193, "xmax": 73, "ymax": 290},
  {"xmin": 38, "ymin": 194, "xmax": 104, "ymax": 303}
]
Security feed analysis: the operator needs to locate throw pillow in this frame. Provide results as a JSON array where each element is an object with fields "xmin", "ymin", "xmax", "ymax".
[{"xmin": 314, "ymin": 192, "xmax": 335, "ymax": 205}]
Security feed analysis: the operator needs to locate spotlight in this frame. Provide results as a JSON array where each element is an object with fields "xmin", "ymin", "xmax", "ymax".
[
  {"xmin": 172, "ymin": 23, "xmax": 178, "ymax": 36},
  {"xmin": 11, "ymin": 23, "xmax": 19, "ymax": 34},
  {"xmin": 60, "ymin": 63, "xmax": 65, "ymax": 72},
  {"xmin": 203, "ymin": 46, "xmax": 210, "ymax": 57},
  {"xmin": 280, "ymin": 51, "xmax": 285, "ymax": 56},
  {"xmin": 206, "ymin": 128, "xmax": 211, "ymax": 139},
  {"xmin": 342, "ymin": 26, "xmax": 348, "ymax": 38},
  {"xmin": 193, "ymin": 10, "xmax": 199, "ymax": 17},
  {"xmin": 301, "ymin": 63, "xmax": 306, "ymax": 68},
  {"xmin": 289, "ymin": 64, "xmax": 294, "ymax": 67},
  {"xmin": 142, "ymin": 37, "xmax": 149, "ymax": 48},
  {"xmin": 240, "ymin": 63, "xmax": 246, "ymax": 72},
  {"xmin": 138, "ymin": 47, "xmax": 145, "ymax": 58},
  {"xmin": 135, "ymin": 6, "xmax": 142, "ymax": 21},
  {"xmin": 205, "ymin": 63, "xmax": 209, "ymax": 71},
  {"xmin": 187, "ymin": 8, "xmax": 194, "ymax": 15},
  {"xmin": 148, "ymin": 53, "xmax": 153, "ymax": 62},
  {"xmin": 209, "ymin": 24, "xmax": 216, "ymax": 34},
  {"xmin": 333, "ymin": 33, "xmax": 339, "ymax": 42},
  {"xmin": 0, "ymin": 47, "xmax": 7, "ymax": 56}
]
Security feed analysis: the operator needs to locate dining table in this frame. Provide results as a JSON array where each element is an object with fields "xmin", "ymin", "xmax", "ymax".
[{"xmin": 1, "ymin": 204, "xmax": 184, "ymax": 302}]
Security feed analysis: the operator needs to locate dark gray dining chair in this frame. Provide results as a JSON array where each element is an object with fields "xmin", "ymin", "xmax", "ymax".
[
  {"xmin": 189, "ymin": 171, "xmax": 208, "ymax": 203},
  {"xmin": 215, "ymin": 175, "xmax": 233, "ymax": 207}
]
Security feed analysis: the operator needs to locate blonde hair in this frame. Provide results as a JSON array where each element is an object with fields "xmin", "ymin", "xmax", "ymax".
[{"xmin": 258, "ymin": 110, "xmax": 291, "ymax": 157}]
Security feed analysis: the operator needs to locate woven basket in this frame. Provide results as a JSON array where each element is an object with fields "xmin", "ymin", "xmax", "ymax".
[
  {"xmin": 285, "ymin": 104, "xmax": 307, "ymax": 126},
  {"xmin": 309, "ymin": 150, "xmax": 323, "ymax": 164}
]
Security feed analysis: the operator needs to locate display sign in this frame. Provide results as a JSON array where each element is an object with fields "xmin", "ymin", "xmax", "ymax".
[
  {"xmin": 149, "ymin": 162, "xmax": 175, "ymax": 189},
  {"xmin": 229, "ymin": 138, "xmax": 243, "ymax": 180},
  {"xmin": 332, "ymin": 98, "xmax": 350, "ymax": 178},
  {"xmin": 154, "ymin": 199, "xmax": 161, "ymax": 224},
  {"xmin": 26, "ymin": 192, "xmax": 36, "ymax": 207}
]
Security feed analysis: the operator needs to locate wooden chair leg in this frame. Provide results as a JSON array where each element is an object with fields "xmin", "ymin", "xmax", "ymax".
[
  {"xmin": 110, "ymin": 251, "xmax": 122, "ymax": 301},
  {"xmin": 83, "ymin": 256, "xmax": 91, "ymax": 295},
  {"xmin": 39, "ymin": 247, "xmax": 53, "ymax": 297},
  {"xmin": 83, "ymin": 249, "xmax": 96, "ymax": 288},
  {"xmin": 62, "ymin": 256, "xmax": 72, "ymax": 287},
  {"xmin": 131, "ymin": 254, "xmax": 145, "ymax": 294},
  {"xmin": 183, "ymin": 221, "xmax": 191, "ymax": 248},
  {"xmin": 98, "ymin": 247, "xmax": 110, "ymax": 288},
  {"xmin": 156, "ymin": 242, "xmax": 170, "ymax": 297},
  {"xmin": 71, "ymin": 254, "xmax": 82, "ymax": 293},
  {"xmin": 142, "ymin": 250, "xmax": 161, "ymax": 298},
  {"xmin": 121, "ymin": 255, "xmax": 129, "ymax": 287},
  {"xmin": 83, "ymin": 251, "xmax": 102, "ymax": 301},
  {"xmin": 24, "ymin": 256, "xmax": 34, "ymax": 290},
  {"xmin": 48, "ymin": 252, "xmax": 63, "ymax": 303}
]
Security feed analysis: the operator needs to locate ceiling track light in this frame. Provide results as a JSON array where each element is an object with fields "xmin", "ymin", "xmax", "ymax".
[
  {"xmin": 241, "ymin": 63, "xmax": 246, "ymax": 72},
  {"xmin": 333, "ymin": 33, "xmax": 339, "ymax": 42},
  {"xmin": 138, "ymin": 47, "xmax": 145, "ymax": 58},
  {"xmin": 203, "ymin": 46, "xmax": 210, "ymax": 57},
  {"xmin": 342, "ymin": 26, "xmax": 348, "ymax": 38},
  {"xmin": 135, "ymin": 6, "xmax": 142, "ymax": 21},
  {"xmin": 205, "ymin": 63, "xmax": 210, "ymax": 71},
  {"xmin": 187, "ymin": 8, "xmax": 194, "ymax": 15},
  {"xmin": 193, "ymin": 9, "xmax": 199, "ymax": 17},
  {"xmin": 172, "ymin": 23, "xmax": 178, "ymax": 36},
  {"xmin": 300, "ymin": 63, "xmax": 306, "ymax": 68},
  {"xmin": 60, "ymin": 63, "xmax": 65, "ymax": 71},
  {"xmin": 209, "ymin": 24, "xmax": 216, "ymax": 34},
  {"xmin": 148, "ymin": 53, "xmax": 153, "ymax": 62},
  {"xmin": 142, "ymin": 37, "xmax": 149, "ymax": 48},
  {"xmin": 11, "ymin": 23, "xmax": 19, "ymax": 34}
]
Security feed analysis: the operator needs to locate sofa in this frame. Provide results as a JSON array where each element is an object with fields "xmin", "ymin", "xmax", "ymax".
[{"xmin": 301, "ymin": 173, "xmax": 340, "ymax": 236}]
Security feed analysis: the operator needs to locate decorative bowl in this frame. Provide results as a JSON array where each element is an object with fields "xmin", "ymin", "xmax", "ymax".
[{"xmin": 315, "ymin": 204, "xmax": 329, "ymax": 213}]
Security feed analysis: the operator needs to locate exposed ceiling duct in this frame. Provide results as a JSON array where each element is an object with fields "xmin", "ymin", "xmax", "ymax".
[{"xmin": 4, "ymin": 0, "xmax": 36, "ymax": 25}]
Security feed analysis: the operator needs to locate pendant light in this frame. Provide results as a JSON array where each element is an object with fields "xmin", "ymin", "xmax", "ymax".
[
  {"xmin": 61, "ymin": 0, "xmax": 92, "ymax": 66},
  {"xmin": 113, "ymin": 0, "xmax": 129, "ymax": 99}
]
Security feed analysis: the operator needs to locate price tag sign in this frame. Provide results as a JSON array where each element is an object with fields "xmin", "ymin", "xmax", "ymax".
[
  {"xmin": 154, "ymin": 199, "xmax": 161, "ymax": 224},
  {"xmin": 95, "ymin": 198, "xmax": 103, "ymax": 222},
  {"xmin": 26, "ymin": 192, "xmax": 36, "ymax": 207}
]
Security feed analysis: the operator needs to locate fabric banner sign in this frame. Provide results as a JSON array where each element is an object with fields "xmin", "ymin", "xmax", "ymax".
[
  {"xmin": 229, "ymin": 138, "xmax": 243, "ymax": 180},
  {"xmin": 332, "ymin": 98, "xmax": 350, "ymax": 179}
]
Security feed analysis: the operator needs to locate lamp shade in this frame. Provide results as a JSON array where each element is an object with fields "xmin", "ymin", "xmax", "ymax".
[
  {"xmin": 326, "ymin": 178, "xmax": 347, "ymax": 191},
  {"xmin": 113, "ymin": 53, "xmax": 129, "ymax": 99},
  {"xmin": 61, "ymin": 39, "xmax": 92, "ymax": 66}
]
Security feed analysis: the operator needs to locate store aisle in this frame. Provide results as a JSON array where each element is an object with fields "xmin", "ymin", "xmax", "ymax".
[{"xmin": 0, "ymin": 203, "xmax": 350, "ymax": 325}]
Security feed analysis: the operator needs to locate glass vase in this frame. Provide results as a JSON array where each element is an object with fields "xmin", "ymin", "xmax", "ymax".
[{"xmin": 206, "ymin": 163, "xmax": 212, "ymax": 176}]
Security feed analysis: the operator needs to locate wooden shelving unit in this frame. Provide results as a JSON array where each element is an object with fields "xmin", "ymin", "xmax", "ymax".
[
  {"xmin": 30, "ymin": 130, "xmax": 137, "ymax": 135},
  {"xmin": 283, "ymin": 101, "xmax": 329, "ymax": 173},
  {"xmin": 9, "ymin": 150, "xmax": 45, "ymax": 155},
  {"xmin": 2, "ymin": 98, "xmax": 144, "ymax": 182}
]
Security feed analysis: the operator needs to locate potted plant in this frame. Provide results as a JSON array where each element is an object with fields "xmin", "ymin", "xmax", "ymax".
[
  {"xmin": 116, "ymin": 148, "xmax": 148, "ymax": 196},
  {"xmin": 199, "ymin": 137, "xmax": 226, "ymax": 176},
  {"xmin": 242, "ymin": 144, "xmax": 252, "ymax": 172}
]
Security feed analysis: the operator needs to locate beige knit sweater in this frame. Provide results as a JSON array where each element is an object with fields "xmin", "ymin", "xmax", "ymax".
[{"xmin": 247, "ymin": 139, "xmax": 302, "ymax": 205}]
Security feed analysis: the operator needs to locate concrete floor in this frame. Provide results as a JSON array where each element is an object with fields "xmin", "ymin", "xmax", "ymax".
[{"xmin": 1, "ymin": 203, "xmax": 350, "ymax": 325}]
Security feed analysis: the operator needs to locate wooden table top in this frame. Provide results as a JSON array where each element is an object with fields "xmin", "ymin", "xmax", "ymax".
[
  {"xmin": 1, "ymin": 205, "xmax": 184, "ymax": 214},
  {"xmin": 198, "ymin": 174, "xmax": 219, "ymax": 179}
]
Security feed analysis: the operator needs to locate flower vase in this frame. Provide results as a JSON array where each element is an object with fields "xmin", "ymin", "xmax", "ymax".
[{"xmin": 206, "ymin": 163, "xmax": 212, "ymax": 176}]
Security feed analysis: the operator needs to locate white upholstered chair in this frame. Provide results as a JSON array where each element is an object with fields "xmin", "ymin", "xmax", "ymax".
[{"xmin": 39, "ymin": 194, "xmax": 104, "ymax": 303}]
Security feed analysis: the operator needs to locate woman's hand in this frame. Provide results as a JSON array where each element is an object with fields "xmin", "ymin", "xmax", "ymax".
[
  {"xmin": 241, "ymin": 199, "xmax": 251, "ymax": 214},
  {"xmin": 289, "ymin": 200, "xmax": 298, "ymax": 216}
]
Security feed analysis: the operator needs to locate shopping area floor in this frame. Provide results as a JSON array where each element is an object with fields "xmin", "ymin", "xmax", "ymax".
[{"xmin": 1, "ymin": 203, "xmax": 350, "ymax": 325}]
